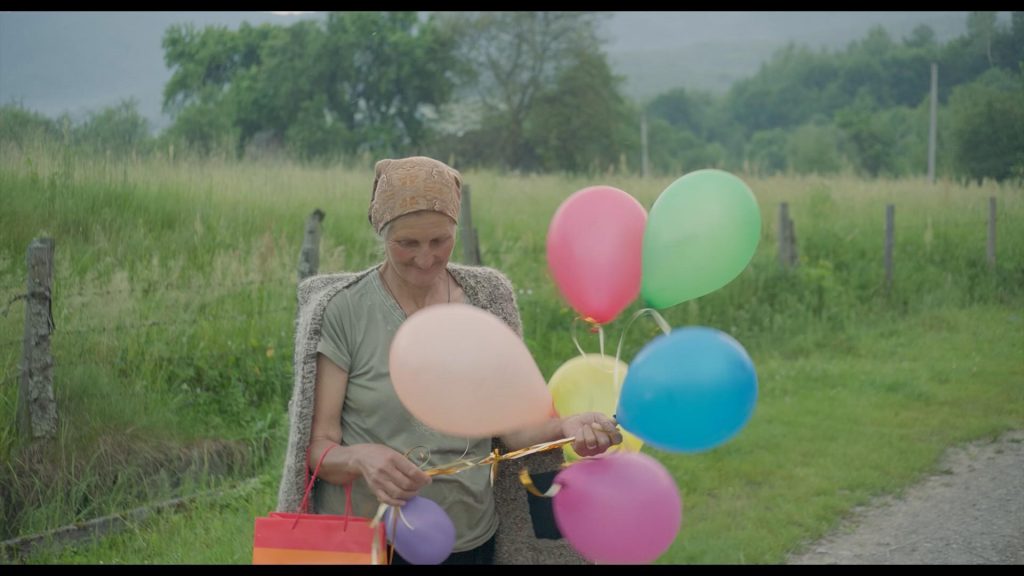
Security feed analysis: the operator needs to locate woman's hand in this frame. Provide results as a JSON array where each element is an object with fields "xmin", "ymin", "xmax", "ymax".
[
  {"xmin": 352, "ymin": 444, "xmax": 432, "ymax": 507},
  {"xmin": 560, "ymin": 412, "xmax": 623, "ymax": 458}
]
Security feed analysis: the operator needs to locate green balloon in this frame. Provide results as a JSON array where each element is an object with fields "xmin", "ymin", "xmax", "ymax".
[{"xmin": 641, "ymin": 169, "xmax": 761, "ymax": 309}]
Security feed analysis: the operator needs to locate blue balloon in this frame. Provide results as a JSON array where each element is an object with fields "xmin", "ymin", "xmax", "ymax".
[{"xmin": 616, "ymin": 327, "xmax": 757, "ymax": 453}]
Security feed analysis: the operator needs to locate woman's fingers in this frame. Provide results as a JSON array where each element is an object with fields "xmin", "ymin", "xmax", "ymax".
[
  {"xmin": 372, "ymin": 478, "xmax": 410, "ymax": 507},
  {"xmin": 369, "ymin": 461, "xmax": 431, "ymax": 506},
  {"xmin": 593, "ymin": 420, "xmax": 624, "ymax": 446},
  {"xmin": 575, "ymin": 423, "xmax": 599, "ymax": 455},
  {"xmin": 574, "ymin": 417, "xmax": 622, "ymax": 456},
  {"xmin": 589, "ymin": 422, "xmax": 613, "ymax": 452}
]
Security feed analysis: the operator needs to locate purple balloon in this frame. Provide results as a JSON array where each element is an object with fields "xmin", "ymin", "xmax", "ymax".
[
  {"xmin": 552, "ymin": 452, "xmax": 682, "ymax": 564},
  {"xmin": 383, "ymin": 496, "xmax": 456, "ymax": 565}
]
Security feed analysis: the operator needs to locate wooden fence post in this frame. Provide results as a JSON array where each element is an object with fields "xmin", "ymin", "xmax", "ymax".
[
  {"xmin": 778, "ymin": 203, "xmax": 797, "ymax": 269},
  {"xmin": 884, "ymin": 204, "xmax": 895, "ymax": 291},
  {"xmin": 987, "ymin": 196, "xmax": 996, "ymax": 270},
  {"xmin": 460, "ymin": 184, "xmax": 482, "ymax": 266},
  {"xmin": 297, "ymin": 209, "xmax": 325, "ymax": 282},
  {"xmin": 778, "ymin": 203, "xmax": 790, "ymax": 268},
  {"xmin": 786, "ymin": 211, "xmax": 798, "ymax": 268},
  {"xmin": 18, "ymin": 237, "xmax": 57, "ymax": 440}
]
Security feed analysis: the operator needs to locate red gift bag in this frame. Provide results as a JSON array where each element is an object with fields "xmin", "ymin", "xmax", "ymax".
[{"xmin": 253, "ymin": 445, "xmax": 388, "ymax": 564}]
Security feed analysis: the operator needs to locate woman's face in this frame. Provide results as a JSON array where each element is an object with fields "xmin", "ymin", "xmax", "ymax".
[{"xmin": 384, "ymin": 210, "xmax": 457, "ymax": 288}]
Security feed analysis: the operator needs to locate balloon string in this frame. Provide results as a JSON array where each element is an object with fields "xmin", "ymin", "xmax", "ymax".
[
  {"xmin": 570, "ymin": 316, "xmax": 605, "ymax": 359},
  {"xmin": 570, "ymin": 316, "xmax": 588, "ymax": 359},
  {"xmin": 613, "ymin": 308, "xmax": 672, "ymax": 392},
  {"xmin": 518, "ymin": 468, "xmax": 562, "ymax": 498},
  {"xmin": 370, "ymin": 502, "xmax": 407, "ymax": 564},
  {"xmin": 403, "ymin": 437, "xmax": 471, "ymax": 473}
]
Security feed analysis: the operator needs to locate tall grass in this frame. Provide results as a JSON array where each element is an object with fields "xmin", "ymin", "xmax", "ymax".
[
  {"xmin": 18, "ymin": 304, "xmax": 1024, "ymax": 564},
  {"xmin": 0, "ymin": 141, "xmax": 1021, "ymax": 559}
]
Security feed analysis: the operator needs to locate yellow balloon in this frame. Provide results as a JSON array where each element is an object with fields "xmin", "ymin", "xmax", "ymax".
[{"xmin": 548, "ymin": 354, "xmax": 645, "ymax": 462}]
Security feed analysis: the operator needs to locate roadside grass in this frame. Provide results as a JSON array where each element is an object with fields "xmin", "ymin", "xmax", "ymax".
[
  {"xmin": 20, "ymin": 304, "xmax": 1023, "ymax": 564},
  {"xmin": 2, "ymin": 144, "xmax": 1020, "ymax": 561}
]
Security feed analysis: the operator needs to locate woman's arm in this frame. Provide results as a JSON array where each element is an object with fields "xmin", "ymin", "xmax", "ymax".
[
  {"xmin": 486, "ymin": 271, "xmax": 622, "ymax": 456},
  {"xmin": 308, "ymin": 353, "xmax": 431, "ymax": 507},
  {"xmin": 500, "ymin": 412, "xmax": 623, "ymax": 456}
]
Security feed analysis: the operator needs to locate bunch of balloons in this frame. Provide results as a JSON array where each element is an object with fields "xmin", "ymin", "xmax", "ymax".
[
  {"xmin": 547, "ymin": 169, "xmax": 762, "ymax": 321},
  {"xmin": 545, "ymin": 169, "xmax": 761, "ymax": 454},
  {"xmin": 387, "ymin": 169, "xmax": 763, "ymax": 564}
]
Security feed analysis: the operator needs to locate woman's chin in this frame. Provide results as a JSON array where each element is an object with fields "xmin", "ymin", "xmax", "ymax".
[{"xmin": 403, "ymin": 268, "xmax": 443, "ymax": 287}]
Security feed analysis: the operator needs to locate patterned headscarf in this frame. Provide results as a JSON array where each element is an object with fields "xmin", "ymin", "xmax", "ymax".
[{"xmin": 368, "ymin": 156, "xmax": 462, "ymax": 234}]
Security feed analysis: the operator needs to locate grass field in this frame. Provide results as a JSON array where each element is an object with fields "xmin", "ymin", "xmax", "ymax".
[{"xmin": 1, "ymin": 142, "xmax": 1022, "ymax": 563}]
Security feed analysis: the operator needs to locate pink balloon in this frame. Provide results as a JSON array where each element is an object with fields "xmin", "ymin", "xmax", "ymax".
[
  {"xmin": 546, "ymin": 186, "xmax": 647, "ymax": 325},
  {"xmin": 389, "ymin": 303, "xmax": 554, "ymax": 437},
  {"xmin": 552, "ymin": 452, "xmax": 682, "ymax": 564}
]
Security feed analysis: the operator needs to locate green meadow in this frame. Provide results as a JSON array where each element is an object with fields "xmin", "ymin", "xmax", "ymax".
[{"xmin": 2, "ymin": 143, "xmax": 1022, "ymax": 563}]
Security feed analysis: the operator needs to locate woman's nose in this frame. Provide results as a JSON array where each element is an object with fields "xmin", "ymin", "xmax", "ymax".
[{"xmin": 414, "ymin": 252, "xmax": 433, "ymax": 269}]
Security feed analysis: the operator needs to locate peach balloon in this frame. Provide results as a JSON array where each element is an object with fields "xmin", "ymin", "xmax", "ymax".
[{"xmin": 389, "ymin": 303, "xmax": 554, "ymax": 437}]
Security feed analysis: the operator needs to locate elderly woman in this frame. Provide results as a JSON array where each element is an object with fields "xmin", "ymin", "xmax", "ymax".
[{"xmin": 277, "ymin": 156, "xmax": 621, "ymax": 564}]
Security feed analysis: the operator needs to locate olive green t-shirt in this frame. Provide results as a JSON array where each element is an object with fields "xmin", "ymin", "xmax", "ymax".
[{"xmin": 314, "ymin": 267, "xmax": 497, "ymax": 552}]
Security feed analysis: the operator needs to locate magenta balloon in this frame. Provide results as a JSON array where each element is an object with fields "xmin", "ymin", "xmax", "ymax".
[
  {"xmin": 546, "ymin": 186, "xmax": 647, "ymax": 325},
  {"xmin": 552, "ymin": 452, "xmax": 682, "ymax": 564}
]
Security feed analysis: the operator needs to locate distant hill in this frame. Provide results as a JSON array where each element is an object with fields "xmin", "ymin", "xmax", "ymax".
[
  {"xmin": 601, "ymin": 11, "xmax": 974, "ymax": 102},
  {"xmin": 0, "ymin": 11, "xmax": 990, "ymax": 132}
]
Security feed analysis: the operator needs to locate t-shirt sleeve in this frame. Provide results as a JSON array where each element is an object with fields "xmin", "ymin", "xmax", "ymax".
[{"xmin": 317, "ymin": 290, "xmax": 353, "ymax": 372}]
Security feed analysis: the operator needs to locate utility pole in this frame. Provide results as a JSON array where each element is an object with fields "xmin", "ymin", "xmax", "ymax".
[
  {"xmin": 928, "ymin": 62, "xmax": 938, "ymax": 184},
  {"xmin": 641, "ymin": 113, "xmax": 649, "ymax": 178}
]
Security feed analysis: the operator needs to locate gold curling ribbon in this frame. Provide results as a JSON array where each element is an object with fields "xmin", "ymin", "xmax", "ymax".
[
  {"xmin": 518, "ymin": 467, "xmax": 563, "ymax": 498},
  {"xmin": 424, "ymin": 436, "xmax": 577, "ymax": 484},
  {"xmin": 370, "ymin": 435, "xmax": 580, "ymax": 562}
]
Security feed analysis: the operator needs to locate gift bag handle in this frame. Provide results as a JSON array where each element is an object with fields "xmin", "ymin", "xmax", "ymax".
[{"xmin": 297, "ymin": 443, "xmax": 355, "ymax": 531}]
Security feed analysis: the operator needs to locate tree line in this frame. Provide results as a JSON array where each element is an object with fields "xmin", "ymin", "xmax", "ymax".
[{"xmin": 2, "ymin": 11, "xmax": 1021, "ymax": 182}]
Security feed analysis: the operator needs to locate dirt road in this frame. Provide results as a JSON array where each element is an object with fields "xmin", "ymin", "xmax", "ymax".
[{"xmin": 787, "ymin": 429, "xmax": 1024, "ymax": 565}]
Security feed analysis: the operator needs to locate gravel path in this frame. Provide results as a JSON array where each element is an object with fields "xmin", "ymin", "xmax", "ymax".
[{"xmin": 787, "ymin": 429, "xmax": 1024, "ymax": 565}]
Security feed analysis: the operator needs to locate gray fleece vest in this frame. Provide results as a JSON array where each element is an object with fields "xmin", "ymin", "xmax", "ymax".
[{"xmin": 276, "ymin": 263, "xmax": 585, "ymax": 564}]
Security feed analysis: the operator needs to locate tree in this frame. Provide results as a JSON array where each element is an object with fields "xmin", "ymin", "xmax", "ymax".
[
  {"xmin": 162, "ymin": 22, "xmax": 272, "ymax": 155},
  {"xmin": 319, "ymin": 12, "xmax": 464, "ymax": 156},
  {"xmin": 991, "ymin": 11, "xmax": 1024, "ymax": 72},
  {"xmin": 947, "ymin": 68, "xmax": 1024, "ymax": 182},
  {"xmin": 904, "ymin": 25, "xmax": 937, "ymax": 50},
  {"xmin": 74, "ymin": 99, "xmax": 152, "ymax": 156},
  {"xmin": 162, "ymin": 23, "xmax": 269, "ymax": 116},
  {"xmin": 164, "ymin": 96, "xmax": 237, "ymax": 157},
  {"xmin": 967, "ymin": 11, "xmax": 999, "ymax": 67},
  {"xmin": 448, "ymin": 11, "xmax": 608, "ymax": 170},
  {"xmin": 525, "ymin": 45, "xmax": 636, "ymax": 174},
  {"xmin": 646, "ymin": 88, "xmax": 718, "ymax": 139},
  {"xmin": 0, "ymin": 104, "xmax": 60, "ymax": 147},
  {"xmin": 836, "ymin": 91, "xmax": 898, "ymax": 178},
  {"xmin": 786, "ymin": 122, "xmax": 843, "ymax": 175},
  {"xmin": 726, "ymin": 43, "xmax": 837, "ymax": 135},
  {"xmin": 747, "ymin": 129, "xmax": 789, "ymax": 176},
  {"xmin": 160, "ymin": 12, "xmax": 463, "ymax": 159}
]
